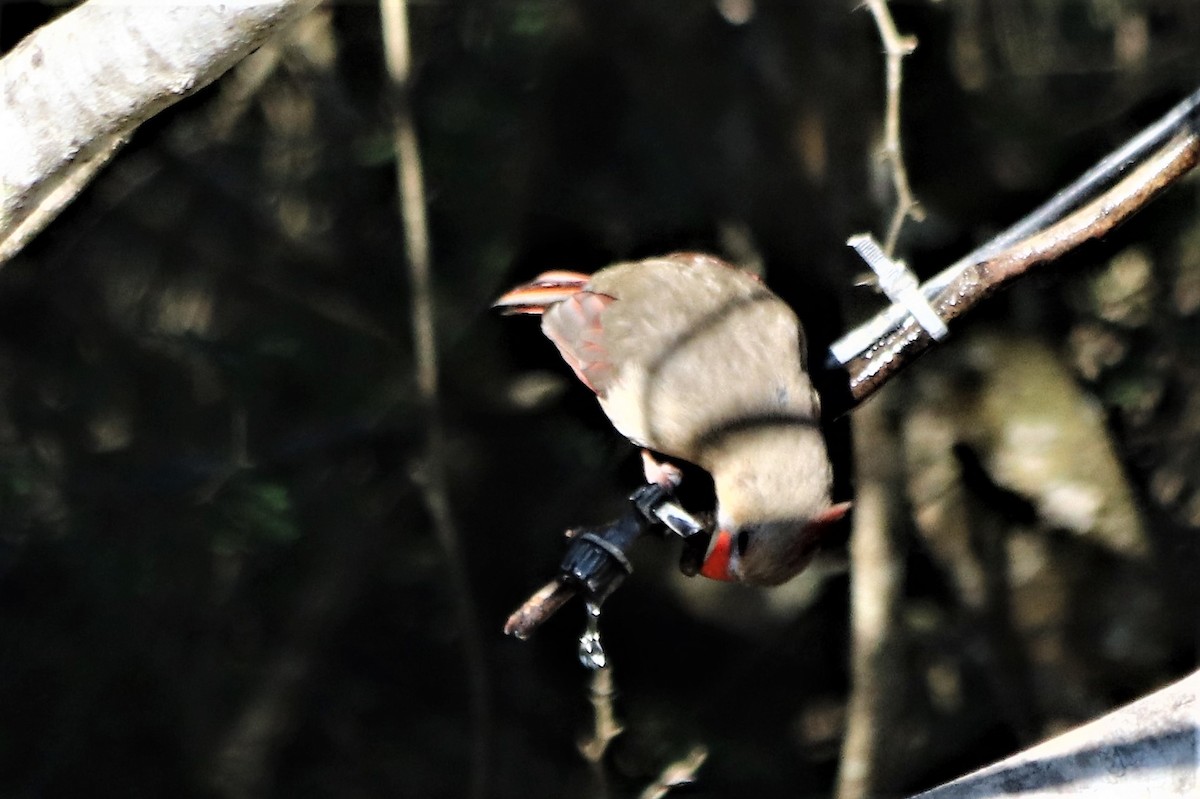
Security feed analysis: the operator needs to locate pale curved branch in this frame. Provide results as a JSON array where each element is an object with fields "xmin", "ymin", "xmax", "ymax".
[
  {"xmin": 911, "ymin": 670, "xmax": 1199, "ymax": 798},
  {"xmin": 0, "ymin": 0, "xmax": 321, "ymax": 264}
]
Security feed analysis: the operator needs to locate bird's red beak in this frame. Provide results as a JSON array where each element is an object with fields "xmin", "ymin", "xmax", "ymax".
[{"xmin": 699, "ymin": 529, "xmax": 737, "ymax": 581}]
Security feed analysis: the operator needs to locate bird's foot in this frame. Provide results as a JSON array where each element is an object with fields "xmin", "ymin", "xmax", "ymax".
[{"xmin": 641, "ymin": 450, "xmax": 683, "ymax": 489}]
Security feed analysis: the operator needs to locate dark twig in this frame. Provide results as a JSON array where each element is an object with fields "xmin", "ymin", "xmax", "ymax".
[
  {"xmin": 380, "ymin": 1, "xmax": 490, "ymax": 796},
  {"xmin": 504, "ymin": 580, "xmax": 578, "ymax": 639}
]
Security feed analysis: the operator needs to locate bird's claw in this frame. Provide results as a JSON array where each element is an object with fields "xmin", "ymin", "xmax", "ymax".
[
  {"xmin": 641, "ymin": 450, "xmax": 683, "ymax": 489},
  {"xmin": 636, "ymin": 450, "xmax": 707, "ymax": 539},
  {"xmin": 628, "ymin": 477, "xmax": 713, "ymax": 577},
  {"xmin": 629, "ymin": 483, "xmax": 707, "ymax": 541}
]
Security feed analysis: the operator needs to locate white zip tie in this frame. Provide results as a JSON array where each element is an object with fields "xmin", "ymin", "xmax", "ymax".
[
  {"xmin": 843, "ymin": 233, "xmax": 948, "ymax": 347},
  {"xmin": 848, "ymin": 234, "xmax": 949, "ymax": 341}
]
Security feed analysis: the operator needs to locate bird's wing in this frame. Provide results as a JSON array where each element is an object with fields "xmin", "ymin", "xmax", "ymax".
[
  {"xmin": 541, "ymin": 291, "xmax": 616, "ymax": 395},
  {"xmin": 494, "ymin": 270, "xmax": 616, "ymax": 395}
]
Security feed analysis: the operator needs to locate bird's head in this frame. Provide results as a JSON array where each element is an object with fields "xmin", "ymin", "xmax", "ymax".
[
  {"xmin": 698, "ymin": 427, "xmax": 849, "ymax": 585},
  {"xmin": 698, "ymin": 503, "xmax": 851, "ymax": 585}
]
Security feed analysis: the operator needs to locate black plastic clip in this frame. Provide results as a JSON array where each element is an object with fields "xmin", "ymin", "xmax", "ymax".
[{"xmin": 558, "ymin": 482, "xmax": 713, "ymax": 601}]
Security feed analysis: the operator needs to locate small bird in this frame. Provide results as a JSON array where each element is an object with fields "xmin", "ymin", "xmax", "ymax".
[{"xmin": 495, "ymin": 252, "xmax": 849, "ymax": 585}]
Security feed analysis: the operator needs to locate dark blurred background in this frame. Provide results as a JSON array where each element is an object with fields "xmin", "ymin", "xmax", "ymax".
[{"xmin": 0, "ymin": 1, "xmax": 1197, "ymax": 797}]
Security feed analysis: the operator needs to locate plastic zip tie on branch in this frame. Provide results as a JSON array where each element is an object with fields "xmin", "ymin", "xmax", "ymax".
[{"xmin": 845, "ymin": 233, "xmax": 948, "ymax": 343}]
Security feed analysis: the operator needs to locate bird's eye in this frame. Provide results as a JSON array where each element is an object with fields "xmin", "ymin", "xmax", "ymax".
[{"xmin": 735, "ymin": 529, "xmax": 751, "ymax": 556}]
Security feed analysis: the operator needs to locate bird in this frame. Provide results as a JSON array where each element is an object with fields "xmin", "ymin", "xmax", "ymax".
[{"xmin": 495, "ymin": 252, "xmax": 849, "ymax": 586}]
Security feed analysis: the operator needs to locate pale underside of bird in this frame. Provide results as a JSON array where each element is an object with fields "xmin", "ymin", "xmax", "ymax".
[{"xmin": 496, "ymin": 252, "xmax": 849, "ymax": 586}]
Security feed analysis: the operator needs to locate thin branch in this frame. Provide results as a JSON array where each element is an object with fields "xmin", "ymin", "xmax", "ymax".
[
  {"xmin": 379, "ymin": 2, "xmax": 490, "ymax": 797},
  {"xmin": 827, "ymin": 86, "xmax": 1200, "ymax": 405},
  {"xmin": 580, "ymin": 666, "xmax": 624, "ymax": 797},
  {"xmin": 837, "ymin": 6, "xmax": 918, "ymax": 797},
  {"xmin": 863, "ymin": 0, "xmax": 923, "ymax": 255},
  {"xmin": 505, "ymin": 579, "xmax": 579, "ymax": 639},
  {"xmin": 836, "ymin": 399, "xmax": 907, "ymax": 799},
  {"xmin": 639, "ymin": 746, "xmax": 709, "ymax": 799},
  {"xmin": 0, "ymin": 0, "xmax": 320, "ymax": 265},
  {"xmin": 839, "ymin": 129, "xmax": 1200, "ymax": 407}
]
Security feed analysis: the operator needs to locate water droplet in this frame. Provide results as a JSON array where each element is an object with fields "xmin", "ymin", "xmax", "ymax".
[{"xmin": 577, "ymin": 601, "xmax": 607, "ymax": 669}]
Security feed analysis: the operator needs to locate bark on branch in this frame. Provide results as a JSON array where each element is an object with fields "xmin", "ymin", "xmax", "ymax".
[
  {"xmin": 910, "ymin": 670, "xmax": 1198, "ymax": 798},
  {"xmin": 834, "ymin": 129, "xmax": 1200, "ymax": 408},
  {"xmin": 0, "ymin": 0, "xmax": 321, "ymax": 265}
]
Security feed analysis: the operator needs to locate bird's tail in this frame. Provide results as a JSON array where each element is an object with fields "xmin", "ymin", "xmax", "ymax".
[{"xmin": 493, "ymin": 270, "xmax": 591, "ymax": 315}]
